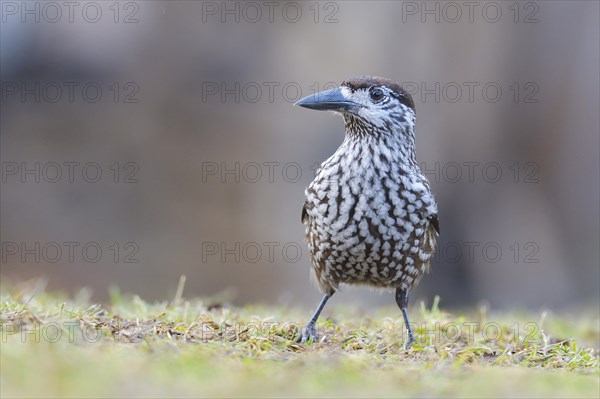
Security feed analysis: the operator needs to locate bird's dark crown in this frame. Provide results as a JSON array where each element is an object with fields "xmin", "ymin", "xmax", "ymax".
[{"xmin": 342, "ymin": 76, "xmax": 415, "ymax": 112}]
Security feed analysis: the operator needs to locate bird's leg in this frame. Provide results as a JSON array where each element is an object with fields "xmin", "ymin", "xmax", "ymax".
[
  {"xmin": 395, "ymin": 287, "xmax": 415, "ymax": 349},
  {"xmin": 296, "ymin": 293, "xmax": 332, "ymax": 343}
]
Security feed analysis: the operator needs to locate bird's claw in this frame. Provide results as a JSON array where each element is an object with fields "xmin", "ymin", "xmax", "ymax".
[
  {"xmin": 404, "ymin": 329, "xmax": 416, "ymax": 350},
  {"xmin": 296, "ymin": 323, "xmax": 317, "ymax": 344}
]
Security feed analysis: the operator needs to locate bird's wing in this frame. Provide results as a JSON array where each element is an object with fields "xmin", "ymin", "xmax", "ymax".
[
  {"xmin": 428, "ymin": 214, "xmax": 440, "ymax": 234},
  {"xmin": 301, "ymin": 201, "xmax": 309, "ymax": 224}
]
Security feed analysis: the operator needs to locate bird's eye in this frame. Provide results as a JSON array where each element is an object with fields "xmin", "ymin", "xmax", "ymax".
[{"xmin": 370, "ymin": 87, "xmax": 384, "ymax": 102}]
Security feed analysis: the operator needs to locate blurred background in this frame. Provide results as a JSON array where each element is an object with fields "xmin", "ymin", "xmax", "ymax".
[{"xmin": 1, "ymin": 1, "xmax": 598, "ymax": 311}]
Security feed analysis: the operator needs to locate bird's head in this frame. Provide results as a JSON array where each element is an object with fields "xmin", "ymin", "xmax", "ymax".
[{"xmin": 295, "ymin": 76, "xmax": 416, "ymax": 138}]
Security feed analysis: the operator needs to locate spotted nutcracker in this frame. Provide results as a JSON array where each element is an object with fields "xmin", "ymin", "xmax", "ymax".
[{"xmin": 294, "ymin": 76, "xmax": 439, "ymax": 349}]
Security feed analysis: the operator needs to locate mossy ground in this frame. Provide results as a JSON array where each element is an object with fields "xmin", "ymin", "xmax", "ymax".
[{"xmin": 1, "ymin": 280, "xmax": 598, "ymax": 398}]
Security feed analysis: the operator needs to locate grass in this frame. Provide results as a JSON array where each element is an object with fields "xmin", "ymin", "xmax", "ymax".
[{"xmin": 1, "ymin": 279, "xmax": 599, "ymax": 398}]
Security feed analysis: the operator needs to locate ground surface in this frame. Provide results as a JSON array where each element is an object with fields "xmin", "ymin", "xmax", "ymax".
[{"xmin": 1, "ymin": 282, "xmax": 599, "ymax": 398}]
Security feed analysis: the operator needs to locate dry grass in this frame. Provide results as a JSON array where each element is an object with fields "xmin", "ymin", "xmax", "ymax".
[{"xmin": 1, "ymin": 280, "xmax": 598, "ymax": 398}]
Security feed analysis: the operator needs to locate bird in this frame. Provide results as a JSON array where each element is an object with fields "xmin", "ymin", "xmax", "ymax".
[{"xmin": 294, "ymin": 76, "xmax": 439, "ymax": 349}]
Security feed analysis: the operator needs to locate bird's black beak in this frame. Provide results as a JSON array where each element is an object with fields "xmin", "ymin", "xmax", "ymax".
[{"xmin": 295, "ymin": 87, "xmax": 359, "ymax": 113}]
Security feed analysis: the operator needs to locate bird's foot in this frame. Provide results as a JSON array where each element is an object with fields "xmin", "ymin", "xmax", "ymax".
[
  {"xmin": 404, "ymin": 335, "xmax": 415, "ymax": 350},
  {"xmin": 296, "ymin": 323, "xmax": 317, "ymax": 344}
]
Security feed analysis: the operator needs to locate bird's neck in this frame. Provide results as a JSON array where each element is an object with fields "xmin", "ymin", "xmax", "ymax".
[
  {"xmin": 342, "ymin": 117, "xmax": 418, "ymax": 168},
  {"xmin": 316, "ymin": 129, "xmax": 423, "ymax": 189}
]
